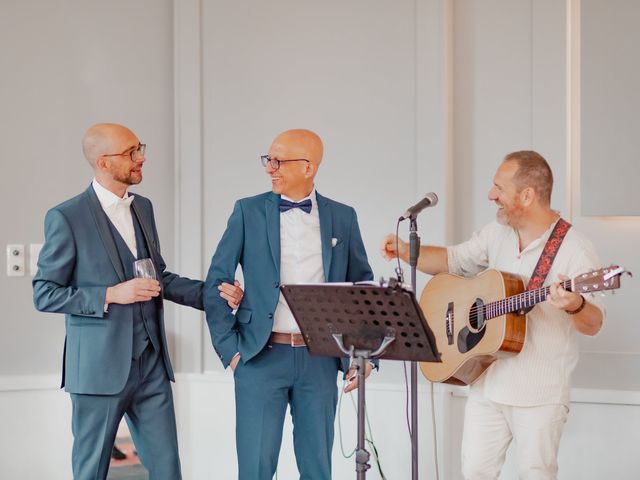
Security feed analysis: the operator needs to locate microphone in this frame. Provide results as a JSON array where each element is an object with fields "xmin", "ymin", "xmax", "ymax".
[{"xmin": 400, "ymin": 192, "xmax": 438, "ymax": 220}]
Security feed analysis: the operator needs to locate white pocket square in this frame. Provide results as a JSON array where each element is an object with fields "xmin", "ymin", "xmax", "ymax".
[{"xmin": 331, "ymin": 238, "xmax": 338, "ymax": 247}]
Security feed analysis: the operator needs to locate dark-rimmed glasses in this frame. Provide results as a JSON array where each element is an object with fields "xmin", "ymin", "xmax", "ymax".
[
  {"xmin": 260, "ymin": 155, "xmax": 309, "ymax": 170},
  {"xmin": 102, "ymin": 143, "xmax": 146, "ymax": 162}
]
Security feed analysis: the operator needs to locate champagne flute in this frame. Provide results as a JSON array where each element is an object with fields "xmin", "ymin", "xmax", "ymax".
[{"xmin": 133, "ymin": 258, "xmax": 157, "ymax": 280}]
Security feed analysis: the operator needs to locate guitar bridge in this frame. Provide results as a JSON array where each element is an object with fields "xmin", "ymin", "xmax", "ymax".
[{"xmin": 446, "ymin": 302, "xmax": 454, "ymax": 345}]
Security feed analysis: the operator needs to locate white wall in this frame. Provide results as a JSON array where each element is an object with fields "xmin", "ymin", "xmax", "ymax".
[
  {"xmin": 176, "ymin": 0, "xmax": 640, "ymax": 478},
  {"xmin": 2, "ymin": 0, "xmax": 639, "ymax": 479},
  {"xmin": 0, "ymin": 378, "xmax": 73, "ymax": 479},
  {"xmin": 449, "ymin": 0, "xmax": 640, "ymax": 386},
  {"xmin": 0, "ymin": 0, "xmax": 175, "ymax": 476},
  {"xmin": 197, "ymin": 0, "xmax": 448, "ymax": 377},
  {"xmin": 174, "ymin": 375, "xmax": 451, "ymax": 479},
  {"xmin": 580, "ymin": 0, "xmax": 640, "ymax": 216},
  {"xmin": 0, "ymin": 0, "xmax": 176, "ymax": 377},
  {"xmin": 452, "ymin": 0, "xmax": 568, "ymax": 241}
]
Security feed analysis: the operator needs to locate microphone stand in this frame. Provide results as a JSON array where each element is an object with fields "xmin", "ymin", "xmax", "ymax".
[{"xmin": 409, "ymin": 215, "xmax": 420, "ymax": 480}]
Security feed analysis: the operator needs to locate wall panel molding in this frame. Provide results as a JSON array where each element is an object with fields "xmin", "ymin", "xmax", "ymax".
[{"xmin": 172, "ymin": 0, "xmax": 206, "ymax": 373}]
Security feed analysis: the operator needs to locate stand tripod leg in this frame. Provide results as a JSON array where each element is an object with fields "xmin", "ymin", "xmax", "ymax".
[{"xmin": 355, "ymin": 356, "xmax": 370, "ymax": 479}]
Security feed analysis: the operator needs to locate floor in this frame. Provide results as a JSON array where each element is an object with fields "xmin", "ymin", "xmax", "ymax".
[{"xmin": 107, "ymin": 441, "xmax": 148, "ymax": 480}]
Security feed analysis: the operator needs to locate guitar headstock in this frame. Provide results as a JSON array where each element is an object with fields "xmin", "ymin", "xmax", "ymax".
[{"xmin": 573, "ymin": 266, "xmax": 631, "ymax": 294}]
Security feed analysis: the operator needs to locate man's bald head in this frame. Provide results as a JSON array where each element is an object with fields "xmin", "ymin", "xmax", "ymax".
[
  {"xmin": 265, "ymin": 129, "xmax": 324, "ymax": 200},
  {"xmin": 82, "ymin": 123, "xmax": 135, "ymax": 168},
  {"xmin": 269, "ymin": 129, "xmax": 324, "ymax": 168},
  {"xmin": 81, "ymin": 123, "xmax": 145, "ymax": 196}
]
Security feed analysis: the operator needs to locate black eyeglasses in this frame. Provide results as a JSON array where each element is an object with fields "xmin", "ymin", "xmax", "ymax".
[
  {"xmin": 260, "ymin": 155, "xmax": 309, "ymax": 170},
  {"xmin": 102, "ymin": 143, "xmax": 146, "ymax": 162}
]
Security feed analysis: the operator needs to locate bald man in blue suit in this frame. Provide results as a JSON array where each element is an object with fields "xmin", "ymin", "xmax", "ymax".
[
  {"xmin": 33, "ymin": 123, "xmax": 242, "ymax": 480},
  {"xmin": 204, "ymin": 129, "xmax": 374, "ymax": 479}
]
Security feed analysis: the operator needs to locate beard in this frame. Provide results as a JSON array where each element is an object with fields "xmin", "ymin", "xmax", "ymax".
[
  {"xmin": 113, "ymin": 169, "xmax": 142, "ymax": 186},
  {"xmin": 495, "ymin": 202, "xmax": 524, "ymax": 228},
  {"xmin": 496, "ymin": 208, "xmax": 509, "ymax": 225}
]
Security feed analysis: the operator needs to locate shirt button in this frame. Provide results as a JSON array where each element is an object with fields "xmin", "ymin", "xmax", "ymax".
[
  {"xmin": 274, "ymin": 282, "xmax": 280, "ymax": 288},
  {"xmin": 268, "ymin": 313, "xmax": 273, "ymax": 319}
]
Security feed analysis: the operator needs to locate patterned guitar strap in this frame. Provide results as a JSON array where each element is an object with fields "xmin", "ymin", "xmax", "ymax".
[{"xmin": 519, "ymin": 218, "xmax": 572, "ymax": 315}]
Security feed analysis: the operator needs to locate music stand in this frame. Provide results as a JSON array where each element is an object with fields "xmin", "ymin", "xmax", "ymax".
[{"xmin": 281, "ymin": 281, "xmax": 440, "ymax": 479}]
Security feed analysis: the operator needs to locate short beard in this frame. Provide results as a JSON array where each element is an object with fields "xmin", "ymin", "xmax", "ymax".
[
  {"xmin": 497, "ymin": 206, "xmax": 524, "ymax": 228},
  {"xmin": 114, "ymin": 171, "xmax": 142, "ymax": 186}
]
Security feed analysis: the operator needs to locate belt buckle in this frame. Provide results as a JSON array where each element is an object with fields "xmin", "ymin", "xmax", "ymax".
[{"xmin": 291, "ymin": 334, "xmax": 305, "ymax": 347}]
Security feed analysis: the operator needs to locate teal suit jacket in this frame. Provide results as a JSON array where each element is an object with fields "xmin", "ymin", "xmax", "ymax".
[
  {"xmin": 204, "ymin": 191, "xmax": 373, "ymax": 369},
  {"xmin": 33, "ymin": 185, "xmax": 203, "ymax": 395}
]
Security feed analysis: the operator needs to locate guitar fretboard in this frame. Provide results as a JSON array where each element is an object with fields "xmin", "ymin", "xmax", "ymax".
[{"xmin": 484, "ymin": 279, "xmax": 572, "ymax": 319}]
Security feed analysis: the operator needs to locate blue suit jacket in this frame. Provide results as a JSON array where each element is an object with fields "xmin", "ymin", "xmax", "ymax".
[
  {"xmin": 33, "ymin": 185, "xmax": 203, "ymax": 395},
  {"xmin": 204, "ymin": 191, "xmax": 373, "ymax": 370}
]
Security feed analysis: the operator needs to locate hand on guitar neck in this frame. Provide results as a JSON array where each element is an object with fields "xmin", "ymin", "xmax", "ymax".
[
  {"xmin": 380, "ymin": 233, "xmax": 449, "ymax": 275},
  {"xmin": 548, "ymin": 274, "xmax": 603, "ymax": 336}
]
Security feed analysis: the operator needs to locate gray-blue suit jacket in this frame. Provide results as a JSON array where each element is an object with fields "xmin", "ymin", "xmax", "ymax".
[
  {"xmin": 204, "ymin": 191, "xmax": 373, "ymax": 370},
  {"xmin": 33, "ymin": 185, "xmax": 203, "ymax": 395}
]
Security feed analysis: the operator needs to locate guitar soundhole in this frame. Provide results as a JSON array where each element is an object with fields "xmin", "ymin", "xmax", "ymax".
[
  {"xmin": 457, "ymin": 298, "xmax": 487, "ymax": 354},
  {"xmin": 468, "ymin": 298, "xmax": 486, "ymax": 333}
]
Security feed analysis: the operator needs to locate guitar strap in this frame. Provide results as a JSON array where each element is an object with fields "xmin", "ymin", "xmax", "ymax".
[{"xmin": 527, "ymin": 218, "xmax": 572, "ymax": 291}]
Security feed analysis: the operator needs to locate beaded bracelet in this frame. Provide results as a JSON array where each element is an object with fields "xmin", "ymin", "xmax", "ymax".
[{"xmin": 566, "ymin": 295, "xmax": 586, "ymax": 315}]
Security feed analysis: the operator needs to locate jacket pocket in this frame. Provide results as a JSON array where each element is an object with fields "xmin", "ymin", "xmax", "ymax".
[{"xmin": 68, "ymin": 315, "xmax": 106, "ymax": 327}]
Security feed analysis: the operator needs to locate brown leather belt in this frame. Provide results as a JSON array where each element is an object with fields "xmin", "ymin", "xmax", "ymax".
[{"xmin": 270, "ymin": 332, "xmax": 306, "ymax": 347}]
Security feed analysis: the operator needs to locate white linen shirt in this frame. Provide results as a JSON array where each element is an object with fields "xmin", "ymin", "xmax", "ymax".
[
  {"xmin": 447, "ymin": 219, "xmax": 605, "ymax": 407},
  {"xmin": 92, "ymin": 179, "xmax": 137, "ymax": 258},
  {"xmin": 272, "ymin": 189, "xmax": 325, "ymax": 334}
]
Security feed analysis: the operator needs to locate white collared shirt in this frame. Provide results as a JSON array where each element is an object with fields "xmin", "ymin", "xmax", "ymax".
[
  {"xmin": 272, "ymin": 189, "xmax": 325, "ymax": 334},
  {"xmin": 92, "ymin": 179, "xmax": 137, "ymax": 258}
]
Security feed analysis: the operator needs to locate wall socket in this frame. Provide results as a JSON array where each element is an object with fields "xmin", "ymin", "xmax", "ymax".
[{"xmin": 6, "ymin": 244, "xmax": 25, "ymax": 277}]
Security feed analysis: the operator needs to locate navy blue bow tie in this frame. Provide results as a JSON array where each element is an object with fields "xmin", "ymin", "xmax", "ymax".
[{"xmin": 279, "ymin": 198, "xmax": 312, "ymax": 214}]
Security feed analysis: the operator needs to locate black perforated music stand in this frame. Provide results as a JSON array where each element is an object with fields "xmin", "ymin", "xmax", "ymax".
[{"xmin": 280, "ymin": 282, "xmax": 440, "ymax": 479}]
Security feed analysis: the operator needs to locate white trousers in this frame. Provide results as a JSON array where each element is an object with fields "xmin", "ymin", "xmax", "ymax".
[{"xmin": 461, "ymin": 395, "xmax": 569, "ymax": 480}]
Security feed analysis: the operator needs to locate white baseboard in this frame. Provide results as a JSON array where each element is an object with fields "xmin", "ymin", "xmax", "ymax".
[
  {"xmin": 3, "ymin": 371, "xmax": 637, "ymax": 405},
  {"xmin": 0, "ymin": 374, "xmax": 61, "ymax": 392}
]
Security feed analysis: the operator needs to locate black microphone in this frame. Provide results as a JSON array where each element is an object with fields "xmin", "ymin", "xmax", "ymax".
[{"xmin": 400, "ymin": 192, "xmax": 438, "ymax": 220}]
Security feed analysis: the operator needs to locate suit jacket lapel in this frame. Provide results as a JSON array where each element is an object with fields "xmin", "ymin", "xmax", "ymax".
[
  {"xmin": 131, "ymin": 199, "xmax": 159, "ymax": 262},
  {"xmin": 317, "ymin": 192, "xmax": 333, "ymax": 281},
  {"xmin": 131, "ymin": 199, "xmax": 164, "ymax": 295},
  {"xmin": 84, "ymin": 185, "xmax": 126, "ymax": 282},
  {"xmin": 266, "ymin": 193, "xmax": 281, "ymax": 276}
]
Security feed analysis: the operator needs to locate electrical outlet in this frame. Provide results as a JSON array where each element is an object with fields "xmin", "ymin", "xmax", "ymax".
[{"xmin": 6, "ymin": 244, "xmax": 25, "ymax": 277}]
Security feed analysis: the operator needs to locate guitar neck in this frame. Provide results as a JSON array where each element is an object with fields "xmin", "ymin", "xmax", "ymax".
[{"xmin": 485, "ymin": 279, "xmax": 572, "ymax": 319}]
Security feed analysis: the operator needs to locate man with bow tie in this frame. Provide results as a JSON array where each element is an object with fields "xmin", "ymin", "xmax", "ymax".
[
  {"xmin": 33, "ymin": 123, "xmax": 243, "ymax": 480},
  {"xmin": 204, "ymin": 129, "xmax": 374, "ymax": 479}
]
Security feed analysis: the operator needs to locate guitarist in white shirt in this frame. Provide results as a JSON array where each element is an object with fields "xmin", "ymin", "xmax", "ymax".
[{"xmin": 382, "ymin": 151, "xmax": 604, "ymax": 480}]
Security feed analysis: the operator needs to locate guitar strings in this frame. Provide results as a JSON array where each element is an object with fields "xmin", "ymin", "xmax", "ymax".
[{"xmin": 460, "ymin": 280, "xmax": 572, "ymax": 319}]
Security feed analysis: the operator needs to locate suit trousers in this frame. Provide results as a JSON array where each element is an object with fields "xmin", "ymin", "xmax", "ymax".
[
  {"xmin": 234, "ymin": 343, "xmax": 340, "ymax": 480},
  {"xmin": 70, "ymin": 344, "xmax": 180, "ymax": 480},
  {"xmin": 461, "ymin": 394, "xmax": 569, "ymax": 480}
]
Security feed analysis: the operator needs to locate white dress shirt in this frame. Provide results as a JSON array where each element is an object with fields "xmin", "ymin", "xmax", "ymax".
[
  {"xmin": 92, "ymin": 179, "xmax": 137, "ymax": 258},
  {"xmin": 272, "ymin": 189, "xmax": 325, "ymax": 334},
  {"xmin": 447, "ymin": 219, "xmax": 605, "ymax": 407}
]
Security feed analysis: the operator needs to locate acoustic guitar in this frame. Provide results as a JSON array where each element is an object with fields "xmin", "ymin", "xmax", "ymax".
[{"xmin": 418, "ymin": 266, "xmax": 628, "ymax": 386}]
